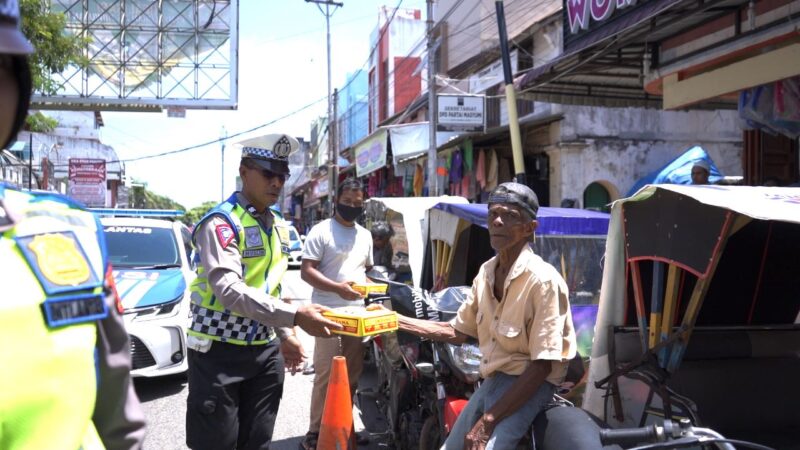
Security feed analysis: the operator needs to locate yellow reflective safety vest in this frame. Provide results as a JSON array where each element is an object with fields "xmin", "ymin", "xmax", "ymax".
[
  {"xmin": 0, "ymin": 184, "xmax": 108, "ymax": 450},
  {"xmin": 188, "ymin": 194, "xmax": 290, "ymax": 345}
]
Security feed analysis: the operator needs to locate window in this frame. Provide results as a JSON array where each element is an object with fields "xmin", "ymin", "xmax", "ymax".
[{"xmin": 104, "ymin": 226, "xmax": 180, "ymax": 268}]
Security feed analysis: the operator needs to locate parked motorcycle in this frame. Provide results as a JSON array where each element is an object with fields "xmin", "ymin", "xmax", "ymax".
[{"xmin": 360, "ymin": 271, "xmax": 477, "ymax": 450}]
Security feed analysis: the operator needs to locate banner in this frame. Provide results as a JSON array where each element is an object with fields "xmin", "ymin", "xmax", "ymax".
[
  {"xmin": 354, "ymin": 128, "xmax": 388, "ymax": 177},
  {"xmin": 68, "ymin": 158, "xmax": 107, "ymax": 207}
]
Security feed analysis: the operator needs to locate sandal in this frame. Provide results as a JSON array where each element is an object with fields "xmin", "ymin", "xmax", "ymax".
[{"xmin": 299, "ymin": 432, "xmax": 318, "ymax": 450}]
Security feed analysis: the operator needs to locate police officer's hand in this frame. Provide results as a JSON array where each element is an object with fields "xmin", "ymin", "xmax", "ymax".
[
  {"xmin": 337, "ymin": 281, "xmax": 362, "ymax": 301},
  {"xmin": 280, "ymin": 335, "xmax": 306, "ymax": 375},
  {"xmin": 294, "ymin": 304, "xmax": 343, "ymax": 337}
]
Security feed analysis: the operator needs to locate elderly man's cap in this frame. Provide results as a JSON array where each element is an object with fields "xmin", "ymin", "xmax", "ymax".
[
  {"xmin": 0, "ymin": 0, "xmax": 34, "ymax": 55},
  {"xmin": 237, "ymin": 134, "xmax": 299, "ymax": 176},
  {"xmin": 692, "ymin": 160, "xmax": 711, "ymax": 173},
  {"xmin": 488, "ymin": 182, "xmax": 539, "ymax": 219}
]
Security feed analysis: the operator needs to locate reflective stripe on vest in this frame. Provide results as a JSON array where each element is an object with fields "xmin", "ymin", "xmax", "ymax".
[
  {"xmin": 188, "ymin": 197, "xmax": 289, "ymax": 345},
  {"xmin": 0, "ymin": 185, "xmax": 106, "ymax": 450}
]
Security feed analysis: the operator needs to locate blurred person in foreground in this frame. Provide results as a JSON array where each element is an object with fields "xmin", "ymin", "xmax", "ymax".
[
  {"xmin": 374, "ymin": 182, "xmax": 576, "ymax": 450},
  {"xmin": 0, "ymin": 2, "xmax": 145, "ymax": 448},
  {"xmin": 185, "ymin": 134, "xmax": 342, "ymax": 450}
]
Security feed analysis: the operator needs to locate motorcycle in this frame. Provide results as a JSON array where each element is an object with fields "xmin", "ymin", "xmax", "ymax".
[{"xmin": 361, "ymin": 270, "xmax": 478, "ymax": 450}]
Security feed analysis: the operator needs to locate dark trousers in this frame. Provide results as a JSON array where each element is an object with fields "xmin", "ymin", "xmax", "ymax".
[{"xmin": 186, "ymin": 340, "xmax": 285, "ymax": 450}]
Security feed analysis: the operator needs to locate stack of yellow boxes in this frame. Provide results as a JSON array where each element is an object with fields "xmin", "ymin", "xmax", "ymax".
[{"xmin": 322, "ymin": 282, "xmax": 398, "ymax": 337}]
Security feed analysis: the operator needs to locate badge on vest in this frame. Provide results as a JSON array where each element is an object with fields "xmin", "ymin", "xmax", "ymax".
[
  {"xmin": 275, "ymin": 225, "xmax": 291, "ymax": 255},
  {"xmin": 244, "ymin": 226, "xmax": 263, "ymax": 248},
  {"xmin": 15, "ymin": 232, "xmax": 101, "ymax": 295}
]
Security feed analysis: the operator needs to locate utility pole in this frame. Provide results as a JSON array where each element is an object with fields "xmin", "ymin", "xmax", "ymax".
[
  {"xmin": 426, "ymin": 0, "xmax": 438, "ymax": 196},
  {"xmin": 28, "ymin": 133, "xmax": 33, "ymax": 190},
  {"xmin": 332, "ymin": 88, "xmax": 339, "ymax": 203},
  {"xmin": 495, "ymin": 0, "xmax": 526, "ymax": 183},
  {"xmin": 306, "ymin": 0, "xmax": 343, "ymax": 218},
  {"xmin": 220, "ymin": 126, "xmax": 227, "ymax": 201}
]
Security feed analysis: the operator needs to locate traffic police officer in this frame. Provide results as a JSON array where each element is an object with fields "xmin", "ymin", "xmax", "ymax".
[
  {"xmin": 186, "ymin": 134, "xmax": 342, "ymax": 450},
  {"xmin": 0, "ymin": 2, "xmax": 146, "ymax": 448}
]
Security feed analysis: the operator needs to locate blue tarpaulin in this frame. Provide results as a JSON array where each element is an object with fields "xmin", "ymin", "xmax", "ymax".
[
  {"xmin": 432, "ymin": 203, "xmax": 610, "ymax": 236},
  {"xmin": 626, "ymin": 146, "xmax": 723, "ymax": 197}
]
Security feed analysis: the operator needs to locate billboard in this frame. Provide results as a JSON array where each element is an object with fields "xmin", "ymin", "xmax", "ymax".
[
  {"xmin": 68, "ymin": 158, "xmax": 107, "ymax": 207},
  {"xmin": 35, "ymin": 0, "xmax": 239, "ymax": 110}
]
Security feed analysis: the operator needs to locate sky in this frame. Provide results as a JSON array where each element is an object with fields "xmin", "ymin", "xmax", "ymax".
[{"xmin": 99, "ymin": 0, "xmax": 427, "ymax": 209}]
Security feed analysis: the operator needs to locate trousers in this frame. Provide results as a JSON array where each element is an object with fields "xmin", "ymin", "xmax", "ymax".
[{"xmin": 186, "ymin": 340, "xmax": 284, "ymax": 450}]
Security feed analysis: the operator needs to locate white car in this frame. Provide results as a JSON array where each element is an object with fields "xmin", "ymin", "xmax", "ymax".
[
  {"xmin": 285, "ymin": 223, "xmax": 303, "ymax": 268},
  {"xmin": 98, "ymin": 211, "xmax": 195, "ymax": 378}
]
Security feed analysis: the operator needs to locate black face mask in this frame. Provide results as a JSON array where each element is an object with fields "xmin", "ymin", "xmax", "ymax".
[{"xmin": 336, "ymin": 203, "xmax": 363, "ymax": 222}]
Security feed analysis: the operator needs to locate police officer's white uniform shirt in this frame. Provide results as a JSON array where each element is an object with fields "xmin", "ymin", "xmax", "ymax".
[{"xmin": 302, "ymin": 218, "xmax": 373, "ymax": 308}]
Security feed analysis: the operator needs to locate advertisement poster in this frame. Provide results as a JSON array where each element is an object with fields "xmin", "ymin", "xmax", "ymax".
[{"xmin": 68, "ymin": 158, "xmax": 107, "ymax": 207}]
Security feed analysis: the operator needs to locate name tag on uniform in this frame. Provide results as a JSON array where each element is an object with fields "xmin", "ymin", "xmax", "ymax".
[
  {"xmin": 15, "ymin": 231, "xmax": 101, "ymax": 295},
  {"xmin": 243, "ymin": 248, "xmax": 267, "ymax": 258},
  {"xmin": 42, "ymin": 293, "xmax": 108, "ymax": 327}
]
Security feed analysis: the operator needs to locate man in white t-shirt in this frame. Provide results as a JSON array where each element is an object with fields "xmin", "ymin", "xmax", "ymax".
[{"xmin": 300, "ymin": 178, "xmax": 373, "ymax": 450}]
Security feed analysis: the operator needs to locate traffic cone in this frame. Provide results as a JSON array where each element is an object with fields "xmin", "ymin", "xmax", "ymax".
[{"xmin": 317, "ymin": 356, "xmax": 357, "ymax": 450}]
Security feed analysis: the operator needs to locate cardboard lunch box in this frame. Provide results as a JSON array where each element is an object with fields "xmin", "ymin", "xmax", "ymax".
[
  {"xmin": 323, "ymin": 306, "xmax": 399, "ymax": 337},
  {"xmin": 350, "ymin": 282, "xmax": 388, "ymax": 297}
]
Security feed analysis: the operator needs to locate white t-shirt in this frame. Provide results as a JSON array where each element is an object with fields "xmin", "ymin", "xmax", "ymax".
[{"xmin": 302, "ymin": 218, "xmax": 374, "ymax": 308}]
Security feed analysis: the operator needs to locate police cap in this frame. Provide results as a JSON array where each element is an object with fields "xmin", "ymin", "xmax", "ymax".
[
  {"xmin": 0, "ymin": 0, "xmax": 34, "ymax": 54},
  {"xmin": 237, "ymin": 134, "xmax": 299, "ymax": 176}
]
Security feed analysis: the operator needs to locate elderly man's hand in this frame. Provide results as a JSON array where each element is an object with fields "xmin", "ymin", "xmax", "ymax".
[
  {"xmin": 464, "ymin": 415, "xmax": 494, "ymax": 450},
  {"xmin": 280, "ymin": 335, "xmax": 306, "ymax": 375},
  {"xmin": 294, "ymin": 304, "xmax": 343, "ymax": 337}
]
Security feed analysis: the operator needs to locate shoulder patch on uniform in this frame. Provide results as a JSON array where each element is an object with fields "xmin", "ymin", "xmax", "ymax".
[{"xmin": 215, "ymin": 223, "xmax": 235, "ymax": 248}]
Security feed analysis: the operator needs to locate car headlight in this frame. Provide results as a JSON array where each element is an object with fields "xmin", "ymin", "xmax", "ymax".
[
  {"xmin": 124, "ymin": 295, "xmax": 184, "ymax": 321},
  {"xmin": 445, "ymin": 342, "xmax": 482, "ymax": 383}
]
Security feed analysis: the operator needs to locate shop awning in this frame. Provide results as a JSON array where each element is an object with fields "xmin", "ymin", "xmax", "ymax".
[
  {"xmin": 432, "ymin": 203, "xmax": 610, "ymax": 236},
  {"xmin": 387, "ymin": 122, "xmax": 461, "ymax": 165},
  {"xmin": 515, "ymin": 0, "xmax": 752, "ymax": 109}
]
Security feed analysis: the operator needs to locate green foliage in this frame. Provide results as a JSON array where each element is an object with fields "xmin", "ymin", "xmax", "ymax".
[
  {"xmin": 129, "ymin": 184, "xmax": 185, "ymax": 213},
  {"xmin": 25, "ymin": 111, "xmax": 58, "ymax": 132},
  {"xmin": 20, "ymin": 0, "xmax": 89, "ymax": 94},
  {"xmin": 183, "ymin": 201, "xmax": 217, "ymax": 227}
]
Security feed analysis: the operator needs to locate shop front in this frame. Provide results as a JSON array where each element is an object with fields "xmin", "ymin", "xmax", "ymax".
[{"xmin": 516, "ymin": 0, "xmax": 800, "ymax": 185}]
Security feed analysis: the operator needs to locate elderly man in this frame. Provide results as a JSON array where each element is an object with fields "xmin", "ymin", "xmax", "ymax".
[{"xmin": 388, "ymin": 182, "xmax": 576, "ymax": 450}]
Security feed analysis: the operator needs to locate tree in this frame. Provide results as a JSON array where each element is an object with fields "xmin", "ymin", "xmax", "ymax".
[
  {"xmin": 20, "ymin": 0, "xmax": 88, "ymax": 95},
  {"xmin": 129, "ymin": 181, "xmax": 185, "ymax": 213},
  {"xmin": 183, "ymin": 201, "xmax": 217, "ymax": 227}
]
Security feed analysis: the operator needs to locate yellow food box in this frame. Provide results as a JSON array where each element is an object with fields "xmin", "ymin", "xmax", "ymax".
[
  {"xmin": 323, "ymin": 306, "xmax": 398, "ymax": 337},
  {"xmin": 351, "ymin": 282, "xmax": 388, "ymax": 297}
]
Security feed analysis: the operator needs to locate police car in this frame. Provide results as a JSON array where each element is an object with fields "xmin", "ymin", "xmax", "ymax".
[{"xmin": 95, "ymin": 209, "xmax": 194, "ymax": 378}]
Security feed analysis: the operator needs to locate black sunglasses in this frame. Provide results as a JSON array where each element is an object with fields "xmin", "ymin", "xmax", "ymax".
[{"xmin": 256, "ymin": 167, "xmax": 288, "ymax": 181}]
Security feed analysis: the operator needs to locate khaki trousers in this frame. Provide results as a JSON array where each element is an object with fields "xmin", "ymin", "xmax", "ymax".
[{"xmin": 308, "ymin": 335, "xmax": 365, "ymax": 433}]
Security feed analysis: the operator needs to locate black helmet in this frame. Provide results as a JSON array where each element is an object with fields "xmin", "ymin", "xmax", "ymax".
[{"xmin": 370, "ymin": 221, "xmax": 394, "ymax": 239}]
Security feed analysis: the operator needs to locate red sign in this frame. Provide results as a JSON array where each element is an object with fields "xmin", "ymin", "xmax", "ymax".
[{"xmin": 68, "ymin": 158, "xmax": 107, "ymax": 206}]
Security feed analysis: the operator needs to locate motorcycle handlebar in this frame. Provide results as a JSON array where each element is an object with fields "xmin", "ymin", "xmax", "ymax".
[{"xmin": 599, "ymin": 425, "xmax": 662, "ymax": 447}]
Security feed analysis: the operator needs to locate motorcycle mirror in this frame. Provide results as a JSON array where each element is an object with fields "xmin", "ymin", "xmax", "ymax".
[{"xmin": 415, "ymin": 362, "xmax": 435, "ymax": 375}]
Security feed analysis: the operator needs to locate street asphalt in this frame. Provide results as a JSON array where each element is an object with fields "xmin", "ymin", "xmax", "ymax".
[{"xmin": 133, "ymin": 268, "xmax": 390, "ymax": 450}]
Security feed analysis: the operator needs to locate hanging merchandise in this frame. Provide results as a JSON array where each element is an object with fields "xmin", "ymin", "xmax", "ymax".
[
  {"xmin": 464, "ymin": 139, "xmax": 474, "ymax": 172},
  {"xmin": 436, "ymin": 156, "xmax": 448, "ymax": 194},
  {"xmin": 739, "ymin": 76, "xmax": 800, "ymax": 138},
  {"xmin": 486, "ymin": 149, "xmax": 499, "ymax": 191},
  {"xmin": 413, "ymin": 163, "xmax": 424, "ymax": 197},
  {"xmin": 476, "ymin": 149, "xmax": 487, "ymax": 189}
]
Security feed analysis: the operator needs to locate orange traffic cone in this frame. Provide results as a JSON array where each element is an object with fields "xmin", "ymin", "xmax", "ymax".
[{"xmin": 317, "ymin": 356, "xmax": 357, "ymax": 450}]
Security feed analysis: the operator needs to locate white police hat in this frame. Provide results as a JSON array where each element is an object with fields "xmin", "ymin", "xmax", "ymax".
[
  {"xmin": 237, "ymin": 134, "xmax": 299, "ymax": 176},
  {"xmin": 0, "ymin": 0, "xmax": 34, "ymax": 54}
]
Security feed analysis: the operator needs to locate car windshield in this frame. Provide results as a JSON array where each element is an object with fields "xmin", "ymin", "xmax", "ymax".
[
  {"xmin": 104, "ymin": 225, "xmax": 180, "ymax": 268},
  {"xmin": 289, "ymin": 228, "xmax": 299, "ymax": 241}
]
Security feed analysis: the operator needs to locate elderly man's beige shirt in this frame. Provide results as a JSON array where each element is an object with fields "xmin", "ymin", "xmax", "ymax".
[{"xmin": 452, "ymin": 245, "xmax": 576, "ymax": 385}]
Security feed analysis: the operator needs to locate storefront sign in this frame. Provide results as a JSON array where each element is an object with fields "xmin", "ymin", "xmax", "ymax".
[
  {"xmin": 354, "ymin": 129, "xmax": 388, "ymax": 177},
  {"xmin": 68, "ymin": 158, "xmax": 107, "ymax": 207},
  {"xmin": 565, "ymin": 0, "xmax": 638, "ymax": 36},
  {"xmin": 469, "ymin": 50, "xmax": 518, "ymax": 94},
  {"xmin": 437, "ymin": 95, "xmax": 486, "ymax": 133}
]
